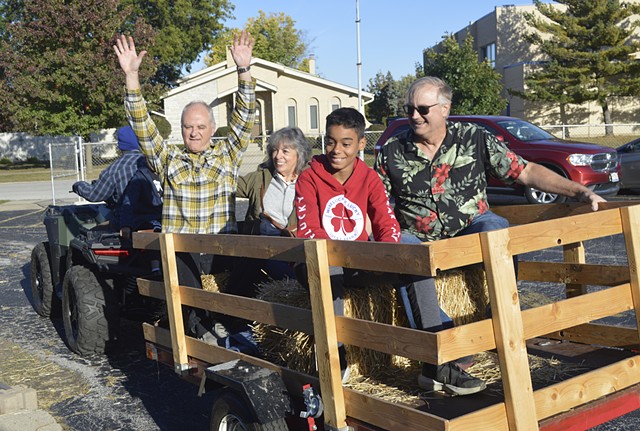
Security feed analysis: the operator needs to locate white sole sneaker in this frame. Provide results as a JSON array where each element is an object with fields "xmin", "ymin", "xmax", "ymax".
[
  {"xmin": 417, "ymin": 374, "xmax": 444, "ymax": 392},
  {"xmin": 418, "ymin": 374, "xmax": 486, "ymax": 395},
  {"xmin": 341, "ymin": 366, "xmax": 351, "ymax": 384}
]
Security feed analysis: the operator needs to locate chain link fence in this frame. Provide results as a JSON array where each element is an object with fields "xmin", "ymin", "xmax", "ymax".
[
  {"xmin": 539, "ymin": 123, "xmax": 640, "ymax": 148},
  {"xmin": 48, "ymin": 140, "xmax": 82, "ymax": 205}
]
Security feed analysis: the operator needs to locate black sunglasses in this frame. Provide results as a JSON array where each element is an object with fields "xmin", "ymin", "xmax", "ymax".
[{"xmin": 403, "ymin": 103, "xmax": 439, "ymax": 116}]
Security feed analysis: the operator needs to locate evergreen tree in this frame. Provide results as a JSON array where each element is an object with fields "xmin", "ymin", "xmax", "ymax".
[
  {"xmin": 396, "ymin": 74, "xmax": 417, "ymax": 114},
  {"xmin": 519, "ymin": 0, "xmax": 640, "ymax": 133},
  {"xmin": 365, "ymin": 71, "xmax": 398, "ymax": 124},
  {"xmin": 424, "ymin": 35, "xmax": 506, "ymax": 115},
  {"xmin": 0, "ymin": 0, "xmax": 159, "ymax": 136},
  {"xmin": 205, "ymin": 10, "xmax": 310, "ymax": 72},
  {"xmin": 365, "ymin": 72, "xmax": 418, "ymax": 124}
]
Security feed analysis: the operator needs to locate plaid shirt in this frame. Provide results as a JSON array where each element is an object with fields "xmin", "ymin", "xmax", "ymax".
[
  {"xmin": 73, "ymin": 150, "xmax": 143, "ymax": 206},
  {"xmin": 124, "ymin": 80, "xmax": 256, "ymax": 234}
]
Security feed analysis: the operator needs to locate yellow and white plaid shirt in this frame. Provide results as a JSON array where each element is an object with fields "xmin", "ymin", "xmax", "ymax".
[{"xmin": 124, "ymin": 79, "xmax": 256, "ymax": 234}]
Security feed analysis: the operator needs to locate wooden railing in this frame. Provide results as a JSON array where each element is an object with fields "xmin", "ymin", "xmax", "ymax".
[{"xmin": 133, "ymin": 202, "xmax": 640, "ymax": 430}]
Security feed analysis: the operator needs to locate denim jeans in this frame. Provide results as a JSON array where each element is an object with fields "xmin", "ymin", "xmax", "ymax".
[{"xmin": 399, "ymin": 211, "xmax": 511, "ymax": 331}]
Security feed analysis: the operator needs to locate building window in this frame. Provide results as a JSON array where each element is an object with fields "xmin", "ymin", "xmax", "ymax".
[
  {"xmin": 331, "ymin": 97, "xmax": 341, "ymax": 112},
  {"xmin": 309, "ymin": 98, "xmax": 319, "ymax": 130},
  {"xmin": 481, "ymin": 42, "xmax": 496, "ymax": 68},
  {"xmin": 287, "ymin": 99, "xmax": 297, "ymax": 127}
]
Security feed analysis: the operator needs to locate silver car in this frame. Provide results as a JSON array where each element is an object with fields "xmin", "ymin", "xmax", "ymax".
[{"xmin": 617, "ymin": 138, "xmax": 640, "ymax": 190}]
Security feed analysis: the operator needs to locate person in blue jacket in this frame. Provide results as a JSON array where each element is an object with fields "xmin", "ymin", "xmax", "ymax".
[{"xmin": 72, "ymin": 125, "xmax": 162, "ymax": 236}]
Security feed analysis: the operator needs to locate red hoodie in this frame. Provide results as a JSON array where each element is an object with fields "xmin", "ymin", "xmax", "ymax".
[{"xmin": 295, "ymin": 155, "xmax": 400, "ymax": 242}]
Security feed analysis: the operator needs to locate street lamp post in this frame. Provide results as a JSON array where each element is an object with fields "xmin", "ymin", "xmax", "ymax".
[{"xmin": 356, "ymin": 0, "xmax": 364, "ymax": 159}]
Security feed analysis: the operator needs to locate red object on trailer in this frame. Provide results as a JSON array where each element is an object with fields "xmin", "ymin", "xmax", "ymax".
[{"xmin": 539, "ymin": 384, "xmax": 640, "ymax": 431}]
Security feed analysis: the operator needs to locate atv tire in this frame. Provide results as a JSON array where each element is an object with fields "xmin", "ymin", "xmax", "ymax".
[
  {"xmin": 30, "ymin": 242, "xmax": 60, "ymax": 317},
  {"xmin": 62, "ymin": 265, "xmax": 119, "ymax": 355}
]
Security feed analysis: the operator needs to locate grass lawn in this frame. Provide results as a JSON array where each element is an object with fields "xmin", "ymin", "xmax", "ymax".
[{"xmin": 0, "ymin": 167, "xmax": 52, "ymax": 183}]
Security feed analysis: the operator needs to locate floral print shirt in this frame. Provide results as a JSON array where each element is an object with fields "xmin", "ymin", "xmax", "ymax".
[{"xmin": 374, "ymin": 121, "xmax": 527, "ymax": 242}]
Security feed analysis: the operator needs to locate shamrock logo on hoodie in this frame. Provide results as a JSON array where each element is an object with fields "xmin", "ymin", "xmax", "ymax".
[{"xmin": 322, "ymin": 195, "xmax": 364, "ymax": 241}]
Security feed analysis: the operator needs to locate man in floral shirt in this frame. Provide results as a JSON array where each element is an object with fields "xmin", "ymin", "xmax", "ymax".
[{"xmin": 374, "ymin": 76, "xmax": 605, "ymax": 395}]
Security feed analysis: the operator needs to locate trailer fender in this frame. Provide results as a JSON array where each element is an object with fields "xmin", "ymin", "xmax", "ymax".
[{"xmin": 201, "ymin": 359, "xmax": 293, "ymax": 425}]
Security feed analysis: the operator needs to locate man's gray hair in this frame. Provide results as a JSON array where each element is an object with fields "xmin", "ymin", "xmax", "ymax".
[
  {"xmin": 406, "ymin": 76, "xmax": 452, "ymax": 106},
  {"xmin": 181, "ymin": 100, "xmax": 216, "ymax": 127},
  {"xmin": 265, "ymin": 127, "xmax": 312, "ymax": 175}
]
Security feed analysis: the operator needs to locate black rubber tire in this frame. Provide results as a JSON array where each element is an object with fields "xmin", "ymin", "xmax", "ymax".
[
  {"xmin": 30, "ymin": 242, "xmax": 60, "ymax": 317},
  {"xmin": 62, "ymin": 265, "xmax": 119, "ymax": 355},
  {"xmin": 210, "ymin": 389, "xmax": 289, "ymax": 431}
]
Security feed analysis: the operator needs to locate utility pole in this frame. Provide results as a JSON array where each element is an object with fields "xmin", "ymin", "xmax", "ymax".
[{"xmin": 356, "ymin": 0, "xmax": 364, "ymax": 159}]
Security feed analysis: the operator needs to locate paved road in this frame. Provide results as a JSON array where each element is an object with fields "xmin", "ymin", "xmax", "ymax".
[{"xmin": 0, "ymin": 180, "xmax": 77, "ymax": 203}]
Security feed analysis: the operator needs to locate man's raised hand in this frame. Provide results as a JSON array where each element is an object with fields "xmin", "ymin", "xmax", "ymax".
[
  {"xmin": 229, "ymin": 30, "xmax": 254, "ymax": 69},
  {"xmin": 114, "ymin": 35, "xmax": 147, "ymax": 75}
]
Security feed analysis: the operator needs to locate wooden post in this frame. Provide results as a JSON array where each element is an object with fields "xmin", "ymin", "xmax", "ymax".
[
  {"xmin": 563, "ymin": 242, "xmax": 586, "ymax": 297},
  {"xmin": 158, "ymin": 233, "xmax": 189, "ymax": 375},
  {"xmin": 304, "ymin": 240, "xmax": 348, "ymax": 430},
  {"xmin": 620, "ymin": 206, "xmax": 640, "ymax": 345},
  {"xmin": 480, "ymin": 229, "xmax": 538, "ymax": 430}
]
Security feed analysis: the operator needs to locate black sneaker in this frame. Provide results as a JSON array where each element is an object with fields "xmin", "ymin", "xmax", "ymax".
[{"xmin": 418, "ymin": 362, "xmax": 486, "ymax": 396}]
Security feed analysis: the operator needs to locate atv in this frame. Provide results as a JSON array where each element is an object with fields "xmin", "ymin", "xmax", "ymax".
[{"xmin": 30, "ymin": 203, "xmax": 162, "ymax": 355}]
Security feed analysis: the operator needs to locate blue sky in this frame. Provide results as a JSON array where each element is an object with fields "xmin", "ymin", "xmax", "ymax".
[{"xmin": 190, "ymin": 1, "xmax": 543, "ymax": 88}]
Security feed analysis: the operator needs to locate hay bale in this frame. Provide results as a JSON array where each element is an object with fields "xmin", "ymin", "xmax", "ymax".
[
  {"xmin": 435, "ymin": 266, "xmax": 489, "ymax": 325},
  {"xmin": 344, "ymin": 284, "xmax": 406, "ymax": 376},
  {"xmin": 232, "ymin": 267, "xmax": 489, "ymax": 380},
  {"xmin": 201, "ymin": 271, "xmax": 232, "ymax": 292},
  {"xmin": 253, "ymin": 278, "xmax": 410, "ymax": 377},
  {"xmin": 252, "ymin": 278, "xmax": 315, "ymax": 373}
]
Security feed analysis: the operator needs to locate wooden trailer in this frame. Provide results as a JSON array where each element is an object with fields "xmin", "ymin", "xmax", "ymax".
[{"xmin": 133, "ymin": 202, "xmax": 640, "ymax": 430}]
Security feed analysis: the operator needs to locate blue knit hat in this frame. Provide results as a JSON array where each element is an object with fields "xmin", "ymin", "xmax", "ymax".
[{"xmin": 117, "ymin": 126, "xmax": 140, "ymax": 151}]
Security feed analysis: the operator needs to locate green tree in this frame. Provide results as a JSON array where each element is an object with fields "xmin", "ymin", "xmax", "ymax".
[
  {"xmin": 518, "ymin": 0, "xmax": 640, "ymax": 133},
  {"xmin": 123, "ymin": 0, "xmax": 233, "ymax": 85},
  {"xmin": 205, "ymin": 10, "xmax": 310, "ymax": 71},
  {"xmin": 395, "ymin": 74, "xmax": 417, "ymax": 113},
  {"xmin": 508, "ymin": 59, "xmax": 578, "ymax": 134},
  {"xmin": 365, "ymin": 72, "xmax": 418, "ymax": 124},
  {"xmin": 365, "ymin": 71, "xmax": 398, "ymax": 124},
  {"xmin": 423, "ymin": 35, "xmax": 507, "ymax": 115},
  {"xmin": 0, "ymin": 0, "xmax": 160, "ymax": 136}
]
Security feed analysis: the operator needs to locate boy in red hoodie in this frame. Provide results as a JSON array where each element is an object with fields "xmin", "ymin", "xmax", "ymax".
[
  {"xmin": 294, "ymin": 107, "xmax": 400, "ymax": 382},
  {"xmin": 295, "ymin": 108, "xmax": 400, "ymax": 242}
]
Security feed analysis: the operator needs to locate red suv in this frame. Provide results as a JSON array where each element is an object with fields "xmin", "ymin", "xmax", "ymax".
[{"xmin": 374, "ymin": 116, "xmax": 620, "ymax": 204}]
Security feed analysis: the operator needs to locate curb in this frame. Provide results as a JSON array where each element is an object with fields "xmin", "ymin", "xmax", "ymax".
[
  {"xmin": 0, "ymin": 383, "xmax": 62, "ymax": 431},
  {"xmin": 0, "ymin": 199, "xmax": 77, "ymax": 212}
]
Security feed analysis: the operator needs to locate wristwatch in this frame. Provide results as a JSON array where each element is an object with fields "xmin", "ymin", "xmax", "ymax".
[{"xmin": 237, "ymin": 66, "xmax": 251, "ymax": 74}]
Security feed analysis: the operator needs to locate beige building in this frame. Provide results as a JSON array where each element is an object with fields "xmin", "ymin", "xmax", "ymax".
[
  {"xmin": 162, "ymin": 54, "xmax": 373, "ymax": 141},
  {"xmin": 435, "ymin": 4, "xmax": 640, "ymax": 125}
]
